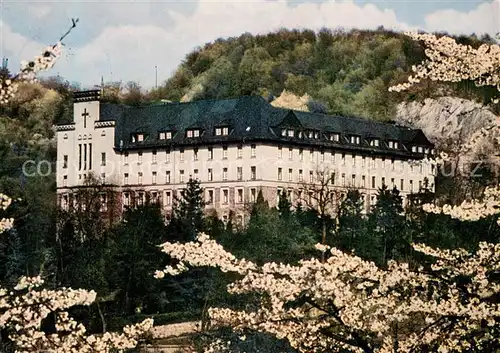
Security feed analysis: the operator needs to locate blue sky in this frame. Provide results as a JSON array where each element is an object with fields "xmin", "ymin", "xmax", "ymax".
[{"xmin": 1, "ymin": 0, "xmax": 498, "ymax": 89}]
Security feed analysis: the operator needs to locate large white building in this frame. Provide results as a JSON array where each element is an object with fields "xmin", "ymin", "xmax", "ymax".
[{"xmin": 56, "ymin": 90, "xmax": 435, "ymax": 224}]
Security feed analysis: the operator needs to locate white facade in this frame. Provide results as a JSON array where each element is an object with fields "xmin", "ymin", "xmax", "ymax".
[{"xmin": 56, "ymin": 94, "xmax": 436, "ymax": 224}]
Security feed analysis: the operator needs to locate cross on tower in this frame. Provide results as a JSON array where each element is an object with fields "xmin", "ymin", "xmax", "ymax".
[{"xmin": 82, "ymin": 108, "xmax": 90, "ymax": 128}]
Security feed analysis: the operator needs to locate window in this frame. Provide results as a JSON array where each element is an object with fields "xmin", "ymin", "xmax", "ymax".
[
  {"xmin": 223, "ymin": 168, "xmax": 228, "ymax": 181},
  {"xmin": 237, "ymin": 189, "xmax": 243, "ymax": 203},
  {"xmin": 419, "ymin": 164, "xmax": 423, "ymax": 173},
  {"xmin": 419, "ymin": 180, "xmax": 422, "ymax": 190},
  {"xmin": 287, "ymin": 129, "xmax": 294, "ymax": 137},
  {"xmin": 152, "ymin": 171, "xmax": 157, "ymax": 184},
  {"xmin": 342, "ymin": 153, "xmax": 346, "ymax": 165},
  {"xmin": 63, "ymin": 155, "xmax": 68, "ymax": 168},
  {"xmin": 180, "ymin": 149, "xmax": 184, "ymax": 161},
  {"xmin": 208, "ymin": 147, "xmax": 213, "ymax": 160},
  {"xmin": 381, "ymin": 177, "xmax": 385, "ymax": 186},
  {"xmin": 251, "ymin": 188, "xmax": 256, "ymax": 202},
  {"xmin": 391, "ymin": 178, "xmax": 395, "ymax": 188},
  {"xmin": 208, "ymin": 168, "xmax": 213, "ymax": 181},
  {"xmin": 194, "ymin": 169, "xmax": 199, "ymax": 180},
  {"xmin": 123, "ymin": 193, "xmax": 130, "ymax": 206},
  {"xmin": 165, "ymin": 191, "xmax": 171, "ymax": 206},
  {"xmin": 418, "ymin": 146, "xmax": 423, "ymax": 153},
  {"xmin": 331, "ymin": 133, "xmax": 340, "ymax": 142},
  {"xmin": 370, "ymin": 139, "xmax": 380, "ymax": 147},
  {"xmin": 251, "ymin": 166, "xmax": 256, "ymax": 180},
  {"xmin": 187, "ymin": 130, "xmax": 193, "ymax": 138},
  {"xmin": 278, "ymin": 168, "xmax": 282, "ymax": 181},
  {"xmin": 215, "ymin": 128, "xmax": 222, "ymax": 136},
  {"xmin": 194, "ymin": 129, "xmax": 200, "ymax": 138},
  {"xmin": 124, "ymin": 151, "xmax": 129, "ymax": 164},
  {"xmin": 362, "ymin": 156, "xmax": 365, "ymax": 167},
  {"xmin": 138, "ymin": 151, "xmax": 142, "ymax": 164},
  {"xmin": 310, "ymin": 149, "xmax": 314, "ymax": 162},
  {"xmin": 124, "ymin": 173, "xmax": 129, "ymax": 184},
  {"xmin": 391, "ymin": 158, "xmax": 395, "ymax": 170},
  {"xmin": 159, "ymin": 132, "xmax": 166, "ymax": 140},
  {"xmin": 237, "ymin": 167, "xmax": 243, "ymax": 181},
  {"xmin": 372, "ymin": 176, "xmax": 376, "ymax": 188},
  {"xmin": 166, "ymin": 149, "xmax": 171, "ymax": 163},
  {"xmin": 237, "ymin": 145, "xmax": 242, "ymax": 159},
  {"xmin": 138, "ymin": 172, "xmax": 143, "ymax": 184},
  {"xmin": 193, "ymin": 148, "xmax": 198, "ymax": 161},
  {"xmin": 352, "ymin": 174, "xmax": 356, "ymax": 186},
  {"xmin": 223, "ymin": 127, "xmax": 229, "ymax": 135},
  {"xmin": 137, "ymin": 134, "xmax": 144, "ymax": 142},
  {"xmin": 342, "ymin": 173, "xmax": 345, "ymax": 186},
  {"xmin": 289, "ymin": 148, "xmax": 293, "ymax": 160},
  {"xmin": 278, "ymin": 146, "xmax": 283, "ymax": 159},
  {"xmin": 251, "ymin": 144, "xmax": 256, "ymax": 157},
  {"xmin": 222, "ymin": 189, "xmax": 229, "ymax": 204},
  {"xmin": 352, "ymin": 154, "xmax": 356, "ymax": 166},
  {"xmin": 166, "ymin": 131, "xmax": 172, "ymax": 139},
  {"xmin": 331, "ymin": 152, "xmax": 335, "ymax": 163},
  {"xmin": 309, "ymin": 171, "xmax": 313, "ymax": 183},
  {"xmin": 152, "ymin": 150, "xmax": 157, "ymax": 163},
  {"xmin": 400, "ymin": 179, "xmax": 404, "ymax": 191},
  {"xmin": 180, "ymin": 170, "xmax": 184, "ymax": 183},
  {"xmin": 207, "ymin": 190, "xmax": 214, "ymax": 204},
  {"xmin": 350, "ymin": 135, "xmax": 360, "ymax": 144},
  {"xmin": 371, "ymin": 157, "xmax": 375, "ymax": 168},
  {"xmin": 410, "ymin": 180, "xmax": 414, "ymax": 192},
  {"xmin": 166, "ymin": 171, "xmax": 171, "ymax": 184},
  {"xmin": 321, "ymin": 151, "xmax": 325, "ymax": 162},
  {"xmin": 223, "ymin": 146, "xmax": 228, "ymax": 159},
  {"xmin": 288, "ymin": 168, "xmax": 293, "ymax": 181},
  {"xmin": 299, "ymin": 169, "xmax": 303, "ymax": 182},
  {"xmin": 299, "ymin": 148, "xmax": 303, "ymax": 161},
  {"xmin": 412, "ymin": 146, "xmax": 417, "ymax": 153},
  {"xmin": 63, "ymin": 175, "xmax": 67, "ymax": 187},
  {"xmin": 362, "ymin": 175, "xmax": 366, "ymax": 187},
  {"xmin": 281, "ymin": 129, "xmax": 286, "ymax": 136},
  {"xmin": 331, "ymin": 173, "xmax": 336, "ymax": 185}
]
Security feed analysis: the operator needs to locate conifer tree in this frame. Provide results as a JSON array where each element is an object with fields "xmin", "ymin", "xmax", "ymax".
[{"xmin": 170, "ymin": 178, "xmax": 206, "ymax": 241}]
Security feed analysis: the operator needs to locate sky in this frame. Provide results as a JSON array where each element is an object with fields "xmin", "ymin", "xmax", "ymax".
[{"xmin": 0, "ymin": 0, "xmax": 498, "ymax": 90}]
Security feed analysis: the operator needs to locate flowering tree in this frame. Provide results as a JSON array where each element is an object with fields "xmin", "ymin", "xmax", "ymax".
[
  {"xmin": 389, "ymin": 32, "xmax": 500, "ymax": 103},
  {"xmin": 0, "ymin": 193, "xmax": 153, "ymax": 352},
  {"xmin": 0, "ymin": 19, "xmax": 154, "ymax": 351},
  {"xmin": 156, "ymin": 234, "xmax": 499, "ymax": 353}
]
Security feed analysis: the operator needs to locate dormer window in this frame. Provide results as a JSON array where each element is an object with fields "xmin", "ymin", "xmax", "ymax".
[
  {"xmin": 287, "ymin": 129, "xmax": 294, "ymax": 137},
  {"xmin": 186, "ymin": 129, "xmax": 200, "ymax": 138},
  {"xmin": 298, "ymin": 131, "xmax": 303, "ymax": 138},
  {"xmin": 370, "ymin": 139, "xmax": 380, "ymax": 147},
  {"xmin": 215, "ymin": 127, "xmax": 229, "ymax": 136},
  {"xmin": 281, "ymin": 129, "xmax": 287, "ymax": 136},
  {"xmin": 308, "ymin": 131, "xmax": 313, "ymax": 138},
  {"xmin": 412, "ymin": 146, "xmax": 417, "ymax": 153},
  {"xmin": 349, "ymin": 135, "xmax": 360, "ymax": 144},
  {"xmin": 314, "ymin": 131, "xmax": 319, "ymax": 139},
  {"xmin": 418, "ymin": 146, "xmax": 423, "ymax": 153},
  {"xmin": 388, "ymin": 140, "xmax": 399, "ymax": 149},
  {"xmin": 131, "ymin": 133, "xmax": 145, "ymax": 143},
  {"xmin": 424, "ymin": 147, "xmax": 429, "ymax": 154},
  {"xmin": 329, "ymin": 133, "xmax": 340, "ymax": 142}
]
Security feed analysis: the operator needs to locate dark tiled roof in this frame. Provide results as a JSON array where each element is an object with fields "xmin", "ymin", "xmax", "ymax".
[{"xmin": 90, "ymin": 95, "xmax": 433, "ymax": 158}]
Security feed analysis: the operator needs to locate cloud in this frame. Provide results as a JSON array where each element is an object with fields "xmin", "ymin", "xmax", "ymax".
[
  {"xmin": 423, "ymin": 1, "xmax": 499, "ymax": 36},
  {"xmin": 55, "ymin": 0, "xmax": 414, "ymax": 87}
]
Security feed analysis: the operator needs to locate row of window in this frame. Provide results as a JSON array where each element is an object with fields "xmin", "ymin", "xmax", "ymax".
[
  {"xmin": 123, "ymin": 166, "xmax": 258, "ymax": 185},
  {"xmin": 133, "ymin": 126, "xmax": 232, "ymax": 143}
]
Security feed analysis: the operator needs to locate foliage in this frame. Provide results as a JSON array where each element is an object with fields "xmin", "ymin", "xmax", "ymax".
[{"xmin": 150, "ymin": 28, "xmax": 495, "ymax": 121}]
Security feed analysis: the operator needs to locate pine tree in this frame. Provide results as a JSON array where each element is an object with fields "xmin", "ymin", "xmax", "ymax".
[{"xmin": 170, "ymin": 178, "xmax": 206, "ymax": 242}]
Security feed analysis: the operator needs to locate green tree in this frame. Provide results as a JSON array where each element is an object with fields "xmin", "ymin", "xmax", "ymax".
[
  {"xmin": 368, "ymin": 185, "xmax": 407, "ymax": 265},
  {"xmin": 337, "ymin": 189, "xmax": 366, "ymax": 252},
  {"xmin": 169, "ymin": 178, "xmax": 206, "ymax": 242}
]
